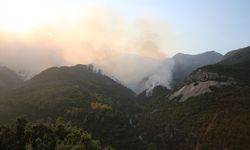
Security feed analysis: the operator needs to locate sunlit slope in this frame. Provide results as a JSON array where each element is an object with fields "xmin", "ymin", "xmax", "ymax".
[
  {"xmin": 0, "ymin": 64, "xmax": 144, "ymax": 149},
  {"xmin": 0, "ymin": 64, "xmax": 137, "ymax": 119}
]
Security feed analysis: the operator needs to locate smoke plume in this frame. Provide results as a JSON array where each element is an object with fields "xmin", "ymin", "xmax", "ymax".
[{"xmin": 0, "ymin": 6, "xmax": 175, "ymax": 92}]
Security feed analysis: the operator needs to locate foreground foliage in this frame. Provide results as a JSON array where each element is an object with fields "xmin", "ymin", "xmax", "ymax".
[
  {"xmin": 0, "ymin": 118, "xmax": 114, "ymax": 150},
  {"xmin": 0, "ymin": 65, "xmax": 144, "ymax": 150}
]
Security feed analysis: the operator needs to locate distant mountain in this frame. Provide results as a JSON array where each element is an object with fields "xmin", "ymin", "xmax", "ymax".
[
  {"xmin": 200, "ymin": 46, "xmax": 250, "ymax": 85},
  {"xmin": 170, "ymin": 46, "xmax": 250, "ymax": 102},
  {"xmin": 0, "ymin": 66, "xmax": 23, "ymax": 93},
  {"xmin": 219, "ymin": 46, "xmax": 250, "ymax": 65},
  {"xmin": 172, "ymin": 51, "xmax": 223, "ymax": 85},
  {"xmin": 134, "ymin": 51, "xmax": 222, "ymax": 95},
  {"xmin": 136, "ymin": 51, "xmax": 223, "ymax": 95}
]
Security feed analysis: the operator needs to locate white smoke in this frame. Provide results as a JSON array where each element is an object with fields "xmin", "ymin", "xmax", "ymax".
[
  {"xmin": 0, "ymin": 6, "xmax": 176, "ymax": 93},
  {"xmin": 133, "ymin": 58, "xmax": 174, "ymax": 94},
  {"xmin": 144, "ymin": 59, "xmax": 174, "ymax": 95}
]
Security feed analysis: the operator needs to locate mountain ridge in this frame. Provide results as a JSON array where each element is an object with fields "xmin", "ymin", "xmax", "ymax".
[
  {"xmin": 171, "ymin": 50, "xmax": 223, "ymax": 85},
  {"xmin": 0, "ymin": 66, "xmax": 23, "ymax": 93}
]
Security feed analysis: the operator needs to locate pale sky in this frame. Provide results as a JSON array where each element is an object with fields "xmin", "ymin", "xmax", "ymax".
[
  {"xmin": 0, "ymin": 0, "xmax": 249, "ymax": 89},
  {"xmin": 59, "ymin": 0, "xmax": 250, "ymax": 55},
  {"xmin": 1, "ymin": 0, "xmax": 250, "ymax": 55}
]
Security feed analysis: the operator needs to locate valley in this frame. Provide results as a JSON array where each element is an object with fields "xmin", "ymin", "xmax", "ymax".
[{"xmin": 1, "ymin": 46, "xmax": 250, "ymax": 149}]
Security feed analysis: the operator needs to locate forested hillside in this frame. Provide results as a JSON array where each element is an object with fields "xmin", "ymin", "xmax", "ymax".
[
  {"xmin": 0, "ymin": 65, "xmax": 145, "ymax": 150},
  {"xmin": 1, "ymin": 46, "xmax": 250, "ymax": 150},
  {"xmin": 0, "ymin": 118, "xmax": 114, "ymax": 150}
]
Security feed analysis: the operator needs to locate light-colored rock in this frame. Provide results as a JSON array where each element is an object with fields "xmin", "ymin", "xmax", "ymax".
[{"xmin": 169, "ymin": 81, "xmax": 233, "ymax": 102}]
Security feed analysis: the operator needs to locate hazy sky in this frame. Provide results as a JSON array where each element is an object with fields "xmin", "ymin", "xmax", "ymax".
[
  {"xmin": 1, "ymin": 0, "xmax": 250, "ymax": 55},
  {"xmin": 0, "ymin": 0, "xmax": 249, "ymax": 91},
  {"xmin": 80, "ymin": 0, "xmax": 250, "ymax": 55}
]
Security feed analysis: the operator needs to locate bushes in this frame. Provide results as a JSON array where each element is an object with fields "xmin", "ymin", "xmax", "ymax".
[
  {"xmin": 0, "ymin": 118, "xmax": 114, "ymax": 150},
  {"xmin": 91, "ymin": 102, "xmax": 112, "ymax": 111},
  {"xmin": 138, "ymin": 88, "xmax": 250, "ymax": 150}
]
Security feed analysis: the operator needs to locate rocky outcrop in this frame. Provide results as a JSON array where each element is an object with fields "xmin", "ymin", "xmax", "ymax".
[
  {"xmin": 169, "ymin": 69, "xmax": 238, "ymax": 102},
  {"xmin": 169, "ymin": 81, "xmax": 234, "ymax": 102},
  {"xmin": 186, "ymin": 69, "xmax": 235, "ymax": 82},
  {"xmin": 171, "ymin": 51, "xmax": 223, "ymax": 85}
]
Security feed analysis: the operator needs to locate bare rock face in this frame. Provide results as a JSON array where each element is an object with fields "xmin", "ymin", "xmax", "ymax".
[
  {"xmin": 169, "ymin": 81, "xmax": 234, "ymax": 102},
  {"xmin": 169, "ymin": 69, "xmax": 238, "ymax": 102}
]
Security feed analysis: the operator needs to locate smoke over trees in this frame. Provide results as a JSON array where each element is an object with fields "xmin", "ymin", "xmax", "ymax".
[{"xmin": 0, "ymin": 6, "xmax": 176, "ymax": 92}]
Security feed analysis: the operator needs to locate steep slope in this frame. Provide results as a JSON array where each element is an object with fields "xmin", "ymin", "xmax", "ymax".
[
  {"xmin": 0, "ymin": 64, "xmax": 145, "ymax": 149},
  {"xmin": 183, "ymin": 46, "xmax": 250, "ymax": 88},
  {"xmin": 201, "ymin": 46, "xmax": 250, "ymax": 85},
  {"xmin": 0, "ymin": 66, "xmax": 23, "ymax": 93},
  {"xmin": 136, "ymin": 46, "xmax": 250, "ymax": 150},
  {"xmin": 0, "ymin": 64, "xmax": 138, "ymax": 118},
  {"xmin": 135, "ymin": 86, "xmax": 171, "ymax": 109},
  {"xmin": 170, "ymin": 46, "xmax": 250, "ymax": 101},
  {"xmin": 138, "ymin": 87, "xmax": 250, "ymax": 150},
  {"xmin": 28, "ymin": 64, "xmax": 135, "ymax": 102},
  {"xmin": 135, "ymin": 51, "xmax": 222, "ymax": 93},
  {"xmin": 219, "ymin": 46, "xmax": 250, "ymax": 65},
  {"xmin": 172, "ymin": 51, "xmax": 223, "ymax": 85}
]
